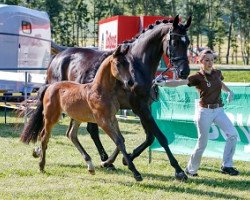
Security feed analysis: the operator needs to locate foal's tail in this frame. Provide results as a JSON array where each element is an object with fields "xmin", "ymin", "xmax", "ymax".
[{"xmin": 20, "ymin": 85, "xmax": 49, "ymax": 144}]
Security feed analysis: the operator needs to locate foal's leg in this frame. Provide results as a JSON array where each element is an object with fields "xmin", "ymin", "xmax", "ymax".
[
  {"xmin": 39, "ymin": 104, "xmax": 61, "ymax": 172},
  {"xmin": 100, "ymin": 118, "xmax": 142, "ymax": 181},
  {"xmin": 87, "ymin": 122, "xmax": 116, "ymax": 170},
  {"xmin": 67, "ymin": 120, "xmax": 95, "ymax": 175},
  {"xmin": 100, "ymin": 147, "xmax": 119, "ymax": 167},
  {"xmin": 129, "ymin": 102, "xmax": 187, "ymax": 181},
  {"xmin": 39, "ymin": 126, "xmax": 52, "ymax": 172}
]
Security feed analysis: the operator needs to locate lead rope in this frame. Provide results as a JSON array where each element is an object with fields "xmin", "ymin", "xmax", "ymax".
[{"xmin": 151, "ymin": 68, "xmax": 178, "ymax": 102}]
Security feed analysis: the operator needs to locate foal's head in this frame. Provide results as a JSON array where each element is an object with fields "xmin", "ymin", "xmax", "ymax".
[
  {"xmin": 163, "ymin": 15, "xmax": 192, "ymax": 79},
  {"xmin": 110, "ymin": 45, "xmax": 134, "ymax": 89}
]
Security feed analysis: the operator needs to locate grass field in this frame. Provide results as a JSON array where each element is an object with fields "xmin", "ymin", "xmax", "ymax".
[
  {"xmin": 0, "ymin": 111, "xmax": 249, "ymax": 200},
  {"xmin": 189, "ymin": 70, "xmax": 250, "ymax": 83}
]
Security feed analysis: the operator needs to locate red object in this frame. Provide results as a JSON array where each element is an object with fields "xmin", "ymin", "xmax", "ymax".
[
  {"xmin": 98, "ymin": 15, "xmax": 175, "ymax": 77},
  {"xmin": 99, "ymin": 16, "xmax": 140, "ymax": 49}
]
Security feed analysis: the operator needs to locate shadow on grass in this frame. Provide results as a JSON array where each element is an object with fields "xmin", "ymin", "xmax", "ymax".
[
  {"xmin": 200, "ymin": 165, "xmax": 250, "ymax": 176},
  {"xmin": 48, "ymin": 160, "xmax": 250, "ymax": 190},
  {"xmin": 28, "ymin": 160, "xmax": 248, "ymax": 199},
  {"xmin": 139, "ymin": 182, "xmax": 245, "ymax": 200}
]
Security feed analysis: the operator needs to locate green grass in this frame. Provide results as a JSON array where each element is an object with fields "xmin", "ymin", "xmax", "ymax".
[
  {"xmin": 222, "ymin": 71, "xmax": 250, "ymax": 83},
  {"xmin": 0, "ymin": 111, "xmax": 249, "ymax": 200},
  {"xmin": 190, "ymin": 70, "xmax": 250, "ymax": 83}
]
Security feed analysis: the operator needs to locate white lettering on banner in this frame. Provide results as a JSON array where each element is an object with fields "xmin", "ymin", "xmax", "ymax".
[
  {"xmin": 194, "ymin": 100, "xmax": 250, "ymax": 143},
  {"xmin": 244, "ymin": 145, "xmax": 250, "ymax": 153},
  {"xmin": 208, "ymin": 125, "xmax": 219, "ymax": 140},
  {"xmin": 105, "ymin": 31, "xmax": 117, "ymax": 49},
  {"xmin": 208, "ymin": 112, "xmax": 250, "ymax": 143},
  {"xmin": 247, "ymin": 115, "xmax": 250, "ymax": 127}
]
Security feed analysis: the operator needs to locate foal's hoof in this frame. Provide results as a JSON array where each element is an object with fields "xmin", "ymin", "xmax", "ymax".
[
  {"xmin": 134, "ymin": 174, "xmax": 143, "ymax": 182},
  {"xmin": 32, "ymin": 147, "xmax": 41, "ymax": 158},
  {"xmin": 88, "ymin": 170, "xmax": 95, "ymax": 175},
  {"xmin": 175, "ymin": 171, "xmax": 188, "ymax": 181},
  {"xmin": 100, "ymin": 162, "xmax": 116, "ymax": 171}
]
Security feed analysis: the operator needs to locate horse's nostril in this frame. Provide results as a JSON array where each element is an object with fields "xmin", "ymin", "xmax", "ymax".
[{"xmin": 128, "ymin": 79, "xmax": 134, "ymax": 86}]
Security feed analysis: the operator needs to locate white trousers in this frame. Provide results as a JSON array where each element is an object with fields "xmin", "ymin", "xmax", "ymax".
[{"xmin": 186, "ymin": 106, "xmax": 238, "ymax": 174}]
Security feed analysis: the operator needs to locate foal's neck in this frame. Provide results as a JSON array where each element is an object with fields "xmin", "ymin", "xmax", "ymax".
[{"xmin": 93, "ymin": 56, "xmax": 116, "ymax": 91}]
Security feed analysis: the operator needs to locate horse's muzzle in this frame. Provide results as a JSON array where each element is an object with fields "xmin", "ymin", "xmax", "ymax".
[
  {"xmin": 177, "ymin": 63, "xmax": 190, "ymax": 79},
  {"xmin": 178, "ymin": 69, "xmax": 190, "ymax": 79}
]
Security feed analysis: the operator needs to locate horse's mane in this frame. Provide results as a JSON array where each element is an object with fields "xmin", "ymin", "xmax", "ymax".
[{"xmin": 122, "ymin": 19, "xmax": 173, "ymax": 44}]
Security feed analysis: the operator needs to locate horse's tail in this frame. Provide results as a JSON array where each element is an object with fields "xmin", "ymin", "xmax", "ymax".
[
  {"xmin": 51, "ymin": 41, "xmax": 68, "ymax": 55},
  {"xmin": 20, "ymin": 85, "xmax": 49, "ymax": 144}
]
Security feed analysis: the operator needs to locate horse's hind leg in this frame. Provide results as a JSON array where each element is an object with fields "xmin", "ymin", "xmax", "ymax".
[
  {"xmin": 39, "ymin": 126, "xmax": 52, "ymax": 172},
  {"xmin": 87, "ymin": 122, "xmax": 115, "ymax": 170},
  {"xmin": 67, "ymin": 120, "xmax": 95, "ymax": 174},
  {"xmin": 39, "ymin": 105, "xmax": 61, "ymax": 172}
]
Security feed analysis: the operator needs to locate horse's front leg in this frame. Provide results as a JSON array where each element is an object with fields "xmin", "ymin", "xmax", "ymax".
[
  {"xmin": 130, "ymin": 102, "xmax": 187, "ymax": 181},
  {"xmin": 99, "ymin": 118, "xmax": 142, "ymax": 181},
  {"xmin": 100, "ymin": 147, "xmax": 120, "ymax": 168},
  {"xmin": 67, "ymin": 120, "xmax": 95, "ymax": 175}
]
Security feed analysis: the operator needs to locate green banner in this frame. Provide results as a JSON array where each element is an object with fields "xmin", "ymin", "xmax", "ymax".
[{"xmin": 150, "ymin": 83, "xmax": 250, "ymax": 161}]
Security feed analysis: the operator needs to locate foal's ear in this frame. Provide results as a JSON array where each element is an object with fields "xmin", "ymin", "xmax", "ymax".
[
  {"xmin": 173, "ymin": 14, "xmax": 179, "ymax": 29},
  {"xmin": 184, "ymin": 16, "xmax": 192, "ymax": 29},
  {"xmin": 113, "ymin": 45, "xmax": 122, "ymax": 56}
]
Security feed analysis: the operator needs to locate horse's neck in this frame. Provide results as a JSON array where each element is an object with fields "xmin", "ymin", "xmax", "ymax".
[
  {"xmin": 131, "ymin": 24, "xmax": 171, "ymax": 78},
  {"xmin": 93, "ymin": 57, "xmax": 115, "ymax": 91}
]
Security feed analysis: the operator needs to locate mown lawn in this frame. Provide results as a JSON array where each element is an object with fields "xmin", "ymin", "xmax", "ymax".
[
  {"xmin": 189, "ymin": 70, "xmax": 250, "ymax": 83},
  {"xmin": 0, "ymin": 111, "xmax": 249, "ymax": 200}
]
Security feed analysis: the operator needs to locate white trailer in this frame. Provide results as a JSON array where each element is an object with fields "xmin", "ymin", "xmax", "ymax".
[{"xmin": 0, "ymin": 4, "xmax": 51, "ymax": 93}]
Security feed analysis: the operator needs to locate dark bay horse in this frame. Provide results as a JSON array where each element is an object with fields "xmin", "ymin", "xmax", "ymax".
[
  {"xmin": 20, "ymin": 46, "xmax": 144, "ymax": 181},
  {"xmin": 45, "ymin": 15, "xmax": 192, "ymax": 180}
]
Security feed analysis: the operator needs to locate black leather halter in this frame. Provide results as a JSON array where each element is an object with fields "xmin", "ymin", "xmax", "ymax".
[{"xmin": 166, "ymin": 28, "xmax": 189, "ymax": 70}]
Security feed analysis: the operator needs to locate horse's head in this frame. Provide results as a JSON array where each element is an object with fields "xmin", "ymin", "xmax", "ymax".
[
  {"xmin": 164, "ymin": 15, "xmax": 192, "ymax": 79},
  {"xmin": 111, "ymin": 45, "xmax": 134, "ymax": 89}
]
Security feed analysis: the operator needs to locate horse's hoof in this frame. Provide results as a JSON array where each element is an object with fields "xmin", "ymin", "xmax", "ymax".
[
  {"xmin": 134, "ymin": 174, "xmax": 143, "ymax": 182},
  {"xmin": 32, "ymin": 147, "xmax": 41, "ymax": 158},
  {"xmin": 106, "ymin": 164, "xmax": 116, "ymax": 171},
  {"xmin": 88, "ymin": 170, "xmax": 95, "ymax": 175},
  {"xmin": 175, "ymin": 171, "xmax": 188, "ymax": 181},
  {"xmin": 100, "ymin": 162, "xmax": 116, "ymax": 171}
]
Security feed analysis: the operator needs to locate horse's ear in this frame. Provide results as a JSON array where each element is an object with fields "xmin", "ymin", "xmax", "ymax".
[
  {"xmin": 123, "ymin": 45, "xmax": 130, "ymax": 55},
  {"xmin": 173, "ymin": 14, "xmax": 179, "ymax": 28},
  {"xmin": 184, "ymin": 16, "xmax": 192, "ymax": 29},
  {"xmin": 113, "ymin": 45, "xmax": 122, "ymax": 56}
]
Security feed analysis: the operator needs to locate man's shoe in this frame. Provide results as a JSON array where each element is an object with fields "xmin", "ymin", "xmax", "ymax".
[
  {"xmin": 221, "ymin": 167, "xmax": 239, "ymax": 176},
  {"xmin": 185, "ymin": 169, "xmax": 198, "ymax": 177}
]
